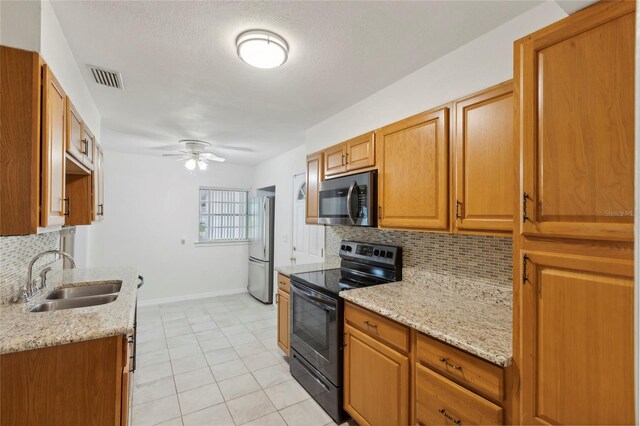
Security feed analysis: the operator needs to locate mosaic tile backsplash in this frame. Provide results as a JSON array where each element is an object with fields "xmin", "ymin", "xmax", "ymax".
[
  {"xmin": 0, "ymin": 232, "xmax": 62, "ymax": 304},
  {"xmin": 326, "ymin": 227, "xmax": 512, "ymax": 288}
]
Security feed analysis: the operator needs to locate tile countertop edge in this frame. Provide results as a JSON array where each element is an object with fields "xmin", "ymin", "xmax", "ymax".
[
  {"xmin": 340, "ymin": 290, "xmax": 512, "ymax": 368},
  {"xmin": 0, "ymin": 266, "xmax": 138, "ymax": 355}
]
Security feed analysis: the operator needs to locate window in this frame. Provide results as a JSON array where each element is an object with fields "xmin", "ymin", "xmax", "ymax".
[{"xmin": 199, "ymin": 188, "xmax": 248, "ymax": 242}]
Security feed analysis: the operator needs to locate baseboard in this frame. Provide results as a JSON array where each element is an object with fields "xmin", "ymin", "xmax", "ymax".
[{"xmin": 137, "ymin": 288, "xmax": 248, "ymax": 307}]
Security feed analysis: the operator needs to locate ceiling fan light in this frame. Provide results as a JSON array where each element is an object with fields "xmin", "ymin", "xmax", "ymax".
[
  {"xmin": 185, "ymin": 159, "xmax": 197, "ymax": 170},
  {"xmin": 197, "ymin": 160, "xmax": 208, "ymax": 171},
  {"xmin": 236, "ymin": 30, "xmax": 288, "ymax": 69}
]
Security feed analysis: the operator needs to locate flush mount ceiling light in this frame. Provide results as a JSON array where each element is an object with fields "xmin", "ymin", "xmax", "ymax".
[{"xmin": 236, "ymin": 30, "xmax": 288, "ymax": 69}]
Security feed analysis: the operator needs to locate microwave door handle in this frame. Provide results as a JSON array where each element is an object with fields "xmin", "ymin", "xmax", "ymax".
[{"xmin": 346, "ymin": 181, "xmax": 357, "ymax": 225}]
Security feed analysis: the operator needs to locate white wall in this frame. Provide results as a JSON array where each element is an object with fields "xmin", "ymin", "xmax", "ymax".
[
  {"xmin": 0, "ymin": 1, "xmax": 41, "ymax": 51},
  {"xmin": 89, "ymin": 151, "xmax": 255, "ymax": 302},
  {"xmin": 305, "ymin": 2, "xmax": 568, "ymax": 152},
  {"xmin": 253, "ymin": 144, "xmax": 307, "ymax": 270}
]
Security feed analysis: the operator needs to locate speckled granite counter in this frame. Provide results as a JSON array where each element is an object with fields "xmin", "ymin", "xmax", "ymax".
[
  {"xmin": 275, "ymin": 256, "xmax": 341, "ymax": 277},
  {"xmin": 0, "ymin": 267, "xmax": 138, "ymax": 355},
  {"xmin": 340, "ymin": 268, "xmax": 512, "ymax": 366}
]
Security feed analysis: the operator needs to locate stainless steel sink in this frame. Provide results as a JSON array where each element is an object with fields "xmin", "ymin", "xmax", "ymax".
[
  {"xmin": 46, "ymin": 282, "xmax": 122, "ymax": 299},
  {"xmin": 30, "ymin": 294, "xmax": 119, "ymax": 312}
]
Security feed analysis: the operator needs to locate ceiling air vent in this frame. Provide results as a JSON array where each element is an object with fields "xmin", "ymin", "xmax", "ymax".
[{"xmin": 87, "ymin": 65, "xmax": 124, "ymax": 90}]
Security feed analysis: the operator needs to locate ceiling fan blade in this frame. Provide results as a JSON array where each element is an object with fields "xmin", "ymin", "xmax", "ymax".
[
  {"xmin": 152, "ymin": 145, "xmax": 182, "ymax": 151},
  {"xmin": 162, "ymin": 153, "xmax": 186, "ymax": 157},
  {"xmin": 201, "ymin": 152, "xmax": 226, "ymax": 162},
  {"xmin": 214, "ymin": 146, "xmax": 254, "ymax": 153}
]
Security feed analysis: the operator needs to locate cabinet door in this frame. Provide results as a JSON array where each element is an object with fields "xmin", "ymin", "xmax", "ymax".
[
  {"xmin": 66, "ymin": 100, "xmax": 84, "ymax": 162},
  {"xmin": 516, "ymin": 1, "xmax": 635, "ymax": 242},
  {"xmin": 306, "ymin": 152, "xmax": 323, "ymax": 224},
  {"xmin": 344, "ymin": 324, "xmax": 409, "ymax": 426},
  {"xmin": 520, "ymin": 250, "xmax": 634, "ymax": 425},
  {"xmin": 377, "ymin": 107, "xmax": 449, "ymax": 231},
  {"xmin": 276, "ymin": 290, "xmax": 290, "ymax": 354},
  {"xmin": 454, "ymin": 82, "xmax": 513, "ymax": 234},
  {"xmin": 41, "ymin": 65, "xmax": 66, "ymax": 228},
  {"xmin": 324, "ymin": 144, "xmax": 347, "ymax": 177},
  {"xmin": 346, "ymin": 132, "xmax": 375, "ymax": 172}
]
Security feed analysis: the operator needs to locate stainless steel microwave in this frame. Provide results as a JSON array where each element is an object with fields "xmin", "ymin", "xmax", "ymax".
[{"xmin": 317, "ymin": 171, "xmax": 377, "ymax": 227}]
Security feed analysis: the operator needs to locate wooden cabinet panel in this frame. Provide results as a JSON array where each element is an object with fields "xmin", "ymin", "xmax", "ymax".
[
  {"xmin": 276, "ymin": 289, "xmax": 290, "ymax": 355},
  {"xmin": 519, "ymin": 250, "xmax": 634, "ymax": 425},
  {"xmin": 305, "ymin": 152, "xmax": 323, "ymax": 224},
  {"xmin": 346, "ymin": 132, "xmax": 375, "ymax": 171},
  {"xmin": 415, "ymin": 363, "xmax": 503, "ymax": 426},
  {"xmin": 416, "ymin": 333, "xmax": 504, "ymax": 402},
  {"xmin": 377, "ymin": 107, "xmax": 449, "ymax": 231},
  {"xmin": 66, "ymin": 99, "xmax": 84, "ymax": 162},
  {"xmin": 454, "ymin": 82, "xmax": 513, "ymax": 234},
  {"xmin": 41, "ymin": 64, "xmax": 67, "ymax": 228},
  {"xmin": 516, "ymin": 2, "xmax": 635, "ymax": 241},
  {"xmin": 277, "ymin": 273, "xmax": 290, "ymax": 294},
  {"xmin": 65, "ymin": 172, "xmax": 93, "ymax": 226},
  {"xmin": 82, "ymin": 125, "xmax": 96, "ymax": 168},
  {"xmin": 345, "ymin": 301, "xmax": 409, "ymax": 353},
  {"xmin": 0, "ymin": 46, "xmax": 41, "ymax": 235},
  {"xmin": 344, "ymin": 324, "xmax": 409, "ymax": 426},
  {"xmin": 324, "ymin": 144, "xmax": 347, "ymax": 176},
  {"xmin": 93, "ymin": 144, "xmax": 105, "ymax": 221}
]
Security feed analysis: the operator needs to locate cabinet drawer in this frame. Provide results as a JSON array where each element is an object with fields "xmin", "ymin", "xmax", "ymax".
[
  {"xmin": 277, "ymin": 273, "xmax": 290, "ymax": 294},
  {"xmin": 345, "ymin": 302, "xmax": 409, "ymax": 353},
  {"xmin": 416, "ymin": 333, "xmax": 503, "ymax": 402},
  {"xmin": 416, "ymin": 364, "xmax": 503, "ymax": 426}
]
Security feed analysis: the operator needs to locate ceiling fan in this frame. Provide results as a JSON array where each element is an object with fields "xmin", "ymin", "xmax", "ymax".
[{"xmin": 162, "ymin": 139, "xmax": 225, "ymax": 171}]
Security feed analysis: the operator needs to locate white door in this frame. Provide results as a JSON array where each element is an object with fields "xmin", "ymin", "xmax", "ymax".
[{"xmin": 292, "ymin": 173, "xmax": 324, "ymax": 264}]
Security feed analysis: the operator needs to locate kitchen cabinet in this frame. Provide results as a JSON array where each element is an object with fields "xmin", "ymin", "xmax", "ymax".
[
  {"xmin": 344, "ymin": 302, "xmax": 410, "ymax": 426},
  {"xmin": 41, "ymin": 63, "xmax": 67, "ymax": 228},
  {"xmin": 519, "ymin": 249, "xmax": 634, "ymax": 425},
  {"xmin": 0, "ymin": 335, "xmax": 132, "ymax": 425},
  {"xmin": 453, "ymin": 81, "xmax": 513, "ymax": 235},
  {"xmin": 513, "ymin": 2, "xmax": 636, "ymax": 424},
  {"xmin": 344, "ymin": 324, "xmax": 409, "ymax": 426},
  {"xmin": 377, "ymin": 106, "xmax": 449, "ymax": 231},
  {"xmin": 66, "ymin": 98, "xmax": 95, "ymax": 170},
  {"xmin": 93, "ymin": 143, "xmax": 105, "ymax": 220},
  {"xmin": 516, "ymin": 0, "xmax": 635, "ymax": 242},
  {"xmin": 322, "ymin": 132, "xmax": 375, "ymax": 178},
  {"xmin": 0, "ymin": 47, "xmax": 41, "ymax": 235},
  {"xmin": 82, "ymin": 125, "xmax": 96, "ymax": 168},
  {"xmin": 276, "ymin": 273, "xmax": 290, "ymax": 354},
  {"xmin": 305, "ymin": 152, "xmax": 323, "ymax": 224}
]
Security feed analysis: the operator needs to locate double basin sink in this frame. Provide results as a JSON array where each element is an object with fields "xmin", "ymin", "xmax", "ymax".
[{"xmin": 30, "ymin": 281, "xmax": 122, "ymax": 312}]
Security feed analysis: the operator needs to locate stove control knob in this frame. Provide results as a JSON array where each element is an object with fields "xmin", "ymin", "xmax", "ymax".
[
  {"xmin": 373, "ymin": 249, "xmax": 380, "ymax": 256},
  {"xmin": 379, "ymin": 250, "xmax": 386, "ymax": 258}
]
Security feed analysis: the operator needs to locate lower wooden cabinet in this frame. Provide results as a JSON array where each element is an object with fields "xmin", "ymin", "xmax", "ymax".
[
  {"xmin": 344, "ymin": 324, "xmax": 410, "ymax": 426},
  {"xmin": 305, "ymin": 153, "xmax": 323, "ymax": 224},
  {"xmin": 0, "ymin": 335, "xmax": 132, "ymax": 425},
  {"xmin": 344, "ymin": 301, "xmax": 509, "ymax": 426},
  {"xmin": 276, "ymin": 273, "xmax": 291, "ymax": 354}
]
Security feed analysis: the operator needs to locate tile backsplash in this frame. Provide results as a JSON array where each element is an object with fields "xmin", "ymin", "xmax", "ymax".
[
  {"xmin": 326, "ymin": 227, "xmax": 512, "ymax": 288},
  {"xmin": 0, "ymin": 232, "xmax": 62, "ymax": 304}
]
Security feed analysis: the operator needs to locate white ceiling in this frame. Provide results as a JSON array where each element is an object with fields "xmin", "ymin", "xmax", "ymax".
[{"xmin": 51, "ymin": 1, "xmax": 545, "ymax": 165}]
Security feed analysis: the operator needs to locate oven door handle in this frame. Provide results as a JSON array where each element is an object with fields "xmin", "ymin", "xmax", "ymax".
[
  {"xmin": 293, "ymin": 284, "xmax": 337, "ymax": 312},
  {"xmin": 346, "ymin": 181, "xmax": 357, "ymax": 225}
]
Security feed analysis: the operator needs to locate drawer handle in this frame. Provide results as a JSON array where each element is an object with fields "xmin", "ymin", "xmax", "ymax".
[
  {"xmin": 439, "ymin": 408, "xmax": 462, "ymax": 425},
  {"xmin": 439, "ymin": 357, "xmax": 463, "ymax": 372},
  {"xmin": 364, "ymin": 320, "xmax": 378, "ymax": 329}
]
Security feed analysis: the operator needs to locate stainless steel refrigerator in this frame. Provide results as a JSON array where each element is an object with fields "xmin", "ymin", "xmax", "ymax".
[{"xmin": 248, "ymin": 196, "xmax": 275, "ymax": 304}]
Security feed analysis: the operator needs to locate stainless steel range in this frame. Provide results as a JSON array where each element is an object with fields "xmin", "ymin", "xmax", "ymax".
[{"xmin": 289, "ymin": 240, "xmax": 402, "ymax": 423}]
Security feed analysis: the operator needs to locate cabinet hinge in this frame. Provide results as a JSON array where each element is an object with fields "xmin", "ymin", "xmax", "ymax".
[{"xmin": 522, "ymin": 254, "xmax": 529, "ymax": 284}]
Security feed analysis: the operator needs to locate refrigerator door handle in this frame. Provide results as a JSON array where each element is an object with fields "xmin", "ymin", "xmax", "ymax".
[{"xmin": 263, "ymin": 198, "xmax": 268, "ymax": 258}]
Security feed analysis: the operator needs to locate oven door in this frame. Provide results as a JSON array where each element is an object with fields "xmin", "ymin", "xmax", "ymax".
[
  {"xmin": 290, "ymin": 280, "xmax": 341, "ymax": 386},
  {"xmin": 318, "ymin": 171, "xmax": 376, "ymax": 227}
]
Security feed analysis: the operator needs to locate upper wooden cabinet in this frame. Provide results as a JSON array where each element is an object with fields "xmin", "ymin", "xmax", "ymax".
[
  {"xmin": 519, "ymin": 249, "xmax": 634, "ymax": 425},
  {"xmin": 305, "ymin": 152, "xmax": 323, "ymax": 224},
  {"xmin": 377, "ymin": 106, "xmax": 449, "ymax": 231},
  {"xmin": 454, "ymin": 82, "xmax": 514, "ymax": 235},
  {"xmin": 82, "ymin": 125, "xmax": 96, "ymax": 167},
  {"xmin": 66, "ymin": 99, "xmax": 95, "ymax": 170},
  {"xmin": 516, "ymin": 1, "xmax": 635, "ymax": 242},
  {"xmin": 41, "ymin": 64, "xmax": 67, "ymax": 229},
  {"xmin": 323, "ymin": 131, "xmax": 375, "ymax": 178}
]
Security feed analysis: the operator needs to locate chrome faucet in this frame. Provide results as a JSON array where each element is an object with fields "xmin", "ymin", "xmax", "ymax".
[{"xmin": 25, "ymin": 250, "xmax": 76, "ymax": 301}]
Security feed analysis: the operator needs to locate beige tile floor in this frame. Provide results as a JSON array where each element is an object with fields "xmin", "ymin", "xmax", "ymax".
[{"xmin": 132, "ymin": 292, "xmax": 351, "ymax": 426}]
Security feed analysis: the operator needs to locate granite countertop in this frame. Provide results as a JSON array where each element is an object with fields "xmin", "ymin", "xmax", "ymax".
[
  {"xmin": 275, "ymin": 256, "xmax": 341, "ymax": 277},
  {"xmin": 340, "ymin": 268, "xmax": 513, "ymax": 366},
  {"xmin": 0, "ymin": 267, "xmax": 138, "ymax": 355}
]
